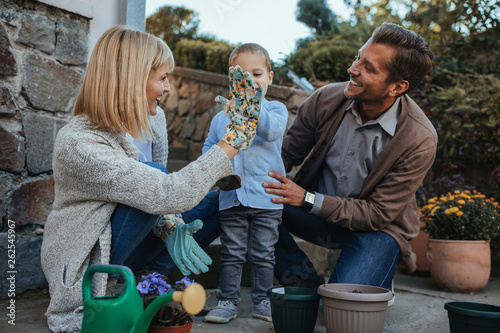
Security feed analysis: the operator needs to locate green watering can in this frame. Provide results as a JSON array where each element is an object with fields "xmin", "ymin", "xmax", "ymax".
[{"xmin": 80, "ymin": 264, "xmax": 206, "ymax": 333}]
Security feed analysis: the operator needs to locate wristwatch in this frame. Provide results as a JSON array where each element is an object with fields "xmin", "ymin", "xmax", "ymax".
[{"xmin": 302, "ymin": 190, "xmax": 316, "ymax": 212}]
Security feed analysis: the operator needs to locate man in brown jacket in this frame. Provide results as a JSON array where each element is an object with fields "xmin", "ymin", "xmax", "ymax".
[{"xmin": 263, "ymin": 23, "xmax": 437, "ymax": 290}]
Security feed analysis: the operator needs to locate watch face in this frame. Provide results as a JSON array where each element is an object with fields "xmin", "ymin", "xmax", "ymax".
[{"xmin": 305, "ymin": 192, "xmax": 315, "ymax": 204}]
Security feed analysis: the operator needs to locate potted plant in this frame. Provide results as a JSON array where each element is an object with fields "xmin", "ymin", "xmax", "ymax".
[
  {"xmin": 407, "ymin": 212, "xmax": 430, "ymax": 275},
  {"xmin": 136, "ymin": 273, "xmax": 196, "ymax": 332},
  {"xmin": 421, "ymin": 190, "xmax": 500, "ymax": 293}
]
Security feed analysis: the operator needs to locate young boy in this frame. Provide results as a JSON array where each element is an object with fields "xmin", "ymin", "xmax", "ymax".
[{"xmin": 203, "ymin": 43, "xmax": 288, "ymax": 323}]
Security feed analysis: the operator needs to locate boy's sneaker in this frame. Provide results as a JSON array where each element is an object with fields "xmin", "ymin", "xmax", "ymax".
[
  {"xmin": 205, "ymin": 300, "xmax": 238, "ymax": 323},
  {"xmin": 252, "ymin": 299, "xmax": 272, "ymax": 322}
]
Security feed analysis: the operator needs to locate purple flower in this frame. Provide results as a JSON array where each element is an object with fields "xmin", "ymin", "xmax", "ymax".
[
  {"xmin": 176, "ymin": 276, "xmax": 195, "ymax": 288},
  {"xmin": 136, "ymin": 272, "xmax": 177, "ymax": 297},
  {"xmin": 136, "ymin": 280, "xmax": 150, "ymax": 295},
  {"xmin": 158, "ymin": 283, "xmax": 173, "ymax": 295},
  {"xmin": 142, "ymin": 272, "xmax": 161, "ymax": 280}
]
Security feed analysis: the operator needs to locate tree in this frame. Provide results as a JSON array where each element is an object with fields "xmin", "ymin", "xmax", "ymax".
[
  {"xmin": 296, "ymin": 0, "xmax": 340, "ymax": 38},
  {"xmin": 284, "ymin": 0, "xmax": 500, "ymax": 198},
  {"xmin": 146, "ymin": 6, "xmax": 199, "ymax": 51}
]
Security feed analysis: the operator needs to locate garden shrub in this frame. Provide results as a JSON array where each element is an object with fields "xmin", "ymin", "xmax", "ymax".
[
  {"xmin": 287, "ymin": 39, "xmax": 357, "ymax": 82},
  {"xmin": 428, "ymin": 72, "xmax": 500, "ymax": 166},
  {"xmin": 173, "ymin": 39, "xmax": 207, "ymax": 71},
  {"xmin": 172, "ymin": 39, "xmax": 233, "ymax": 74},
  {"xmin": 205, "ymin": 41, "xmax": 233, "ymax": 74}
]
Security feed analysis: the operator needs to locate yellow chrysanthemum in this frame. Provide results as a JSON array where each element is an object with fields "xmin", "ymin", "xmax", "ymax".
[{"xmin": 456, "ymin": 211, "xmax": 463, "ymax": 216}]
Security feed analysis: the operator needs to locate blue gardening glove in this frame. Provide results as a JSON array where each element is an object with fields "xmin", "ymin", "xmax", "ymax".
[
  {"xmin": 215, "ymin": 65, "xmax": 263, "ymax": 150},
  {"xmin": 162, "ymin": 218, "xmax": 213, "ymax": 276}
]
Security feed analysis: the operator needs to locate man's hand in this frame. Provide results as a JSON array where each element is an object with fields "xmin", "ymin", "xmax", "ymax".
[{"xmin": 263, "ymin": 171, "xmax": 306, "ymax": 206}]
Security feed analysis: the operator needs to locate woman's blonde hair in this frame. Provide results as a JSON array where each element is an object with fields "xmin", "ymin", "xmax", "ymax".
[{"xmin": 74, "ymin": 25, "xmax": 174, "ymax": 139}]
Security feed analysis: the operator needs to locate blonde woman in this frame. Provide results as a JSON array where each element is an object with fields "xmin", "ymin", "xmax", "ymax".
[{"xmin": 41, "ymin": 25, "xmax": 261, "ymax": 332}]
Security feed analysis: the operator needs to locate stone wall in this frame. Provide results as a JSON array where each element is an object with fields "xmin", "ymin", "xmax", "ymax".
[{"xmin": 0, "ymin": 0, "xmax": 89, "ymax": 297}]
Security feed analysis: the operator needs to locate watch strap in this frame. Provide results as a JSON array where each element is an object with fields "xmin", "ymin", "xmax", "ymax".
[{"xmin": 302, "ymin": 190, "xmax": 315, "ymax": 212}]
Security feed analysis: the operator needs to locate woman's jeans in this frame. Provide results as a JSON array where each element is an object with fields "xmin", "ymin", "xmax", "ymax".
[
  {"xmin": 274, "ymin": 204, "xmax": 400, "ymax": 289},
  {"xmin": 109, "ymin": 162, "xmax": 220, "ymax": 275},
  {"xmin": 217, "ymin": 206, "xmax": 281, "ymax": 305}
]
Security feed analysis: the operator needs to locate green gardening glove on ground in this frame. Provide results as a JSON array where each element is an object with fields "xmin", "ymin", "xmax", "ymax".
[
  {"xmin": 162, "ymin": 217, "xmax": 213, "ymax": 276},
  {"xmin": 216, "ymin": 65, "xmax": 263, "ymax": 150}
]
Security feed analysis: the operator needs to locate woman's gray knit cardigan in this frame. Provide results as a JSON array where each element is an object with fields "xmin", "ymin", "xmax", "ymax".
[{"xmin": 41, "ymin": 108, "xmax": 233, "ymax": 332}]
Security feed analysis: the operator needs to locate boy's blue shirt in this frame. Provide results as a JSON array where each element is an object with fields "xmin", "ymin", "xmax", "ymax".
[{"xmin": 203, "ymin": 99, "xmax": 288, "ymax": 210}]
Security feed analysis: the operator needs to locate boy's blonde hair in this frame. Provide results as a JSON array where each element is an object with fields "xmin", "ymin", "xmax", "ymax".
[
  {"xmin": 74, "ymin": 25, "xmax": 174, "ymax": 139},
  {"xmin": 229, "ymin": 43, "xmax": 271, "ymax": 72}
]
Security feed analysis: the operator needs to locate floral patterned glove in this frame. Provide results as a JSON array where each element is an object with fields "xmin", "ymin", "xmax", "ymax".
[
  {"xmin": 215, "ymin": 65, "xmax": 263, "ymax": 150},
  {"xmin": 153, "ymin": 214, "xmax": 212, "ymax": 275}
]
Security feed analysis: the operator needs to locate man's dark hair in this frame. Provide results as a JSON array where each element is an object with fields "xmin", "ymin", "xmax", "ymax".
[{"xmin": 371, "ymin": 23, "xmax": 433, "ymax": 93}]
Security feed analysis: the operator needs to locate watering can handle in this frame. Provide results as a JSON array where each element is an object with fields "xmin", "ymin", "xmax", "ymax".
[{"xmin": 82, "ymin": 264, "xmax": 136, "ymax": 303}]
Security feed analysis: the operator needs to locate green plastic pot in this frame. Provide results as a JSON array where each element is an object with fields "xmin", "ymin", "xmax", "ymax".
[
  {"xmin": 267, "ymin": 287, "xmax": 320, "ymax": 333},
  {"xmin": 445, "ymin": 301, "xmax": 500, "ymax": 333}
]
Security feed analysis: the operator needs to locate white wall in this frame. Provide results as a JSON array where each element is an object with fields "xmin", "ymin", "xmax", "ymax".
[
  {"xmin": 37, "ymin": 0, "xmax": 146, "ymax": 57},
  {"xmin": 84, "ymin": 0, "xmax": 121, "ymax": 54}
]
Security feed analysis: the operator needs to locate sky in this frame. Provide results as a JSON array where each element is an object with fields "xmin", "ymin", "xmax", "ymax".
[{"xmin": 145, "ymin": 0, "xmax": 353, "ymax": 64}]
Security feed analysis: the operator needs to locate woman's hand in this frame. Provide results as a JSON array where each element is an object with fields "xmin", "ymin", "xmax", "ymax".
[
  {"xmin": 216, "ymin": 65, "xmax": 263, "ymax": 150},
  {"xmin": 263, "ymin": 171, "xmax": 306, "ymax": 207},
  {"xmin": 163, "ymin": 219, "xmax": 213, "ymax": 275}
]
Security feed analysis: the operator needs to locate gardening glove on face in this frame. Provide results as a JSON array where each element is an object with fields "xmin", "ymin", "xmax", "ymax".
[
  {"xmin": 153, "ymin": 214, "xmax": 212, "ymax": 276},
  {"xmin": 215, "ymin": 65, "xmax": 263, "ymax": 150}
]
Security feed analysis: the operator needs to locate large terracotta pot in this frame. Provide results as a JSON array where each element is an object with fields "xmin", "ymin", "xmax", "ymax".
[
  {"xmin": 426, "ymin": 239, "xmax": 491, "ymax": 293},
  {"xmin": 408, "ymin": 222, "xmax": 430, "ymax": 274}
]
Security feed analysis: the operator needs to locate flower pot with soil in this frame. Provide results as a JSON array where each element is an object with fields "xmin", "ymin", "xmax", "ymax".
[
  {"xmin": 138, "ymin": 274, "xmax": 197, "ymax": 332},
  {"xmin": 318, "ymin": 283, "xmax": 393, "ymax": 333},
  {"xmin": 421, "ymin": 190, "xmax": 500, "ymax": 293}
]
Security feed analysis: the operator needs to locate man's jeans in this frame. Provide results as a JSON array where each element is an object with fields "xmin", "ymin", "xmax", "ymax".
[
  {"xmin": 217, "ymin": 206, "xmax": 281, "ymax": 305},
  {"xmin": 274, "ymin": 204, "xmax": 399, "ymax": 289},
  {"xmin": 109, "ymin": 162, "xmax": 221, "ymax": 275}
]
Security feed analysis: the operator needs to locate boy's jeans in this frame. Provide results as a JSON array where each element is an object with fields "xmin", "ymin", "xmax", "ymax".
[
  {"xmin": 218, "ymin": 206, "xmax": 281, "ymax": 305},
  {"xmin": 109, "ymin": 162, "xmax": 221, "ymax": 275},
  {"xmin": 274, "ymin": 204, "xmax": 399, "ymax": 289}
]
